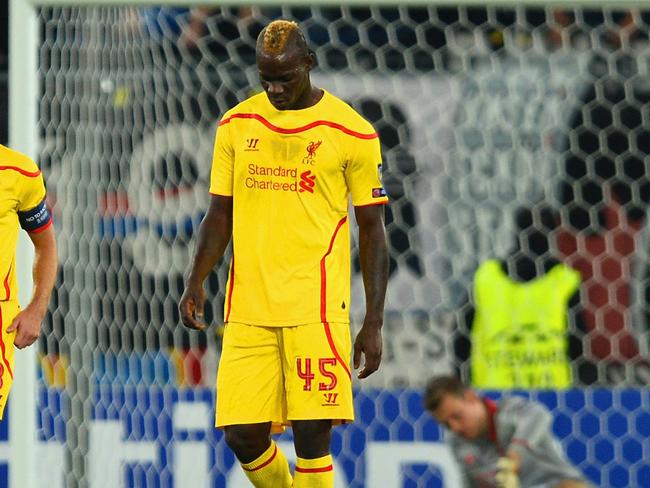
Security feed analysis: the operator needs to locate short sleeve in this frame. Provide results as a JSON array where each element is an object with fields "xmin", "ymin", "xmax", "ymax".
[
  {"xmin": 345, "ymin": 135, "xmax": 389, "ymax": 207},
  {"xmin": 209, "ymin": 117, "xmax": 234, "ymax": 196},
  {"xmin": 17, "ymin": 169, "xmax": 46, "ymax": 212}
]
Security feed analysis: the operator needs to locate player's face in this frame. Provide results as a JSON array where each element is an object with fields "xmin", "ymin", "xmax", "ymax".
[
  {"xmin": 432, "ymin": 392, "xmax": 487, "ymax": 440},
  {"xmin": 257, "ymin": 49, "xmax": 313, "ymax": 110}
]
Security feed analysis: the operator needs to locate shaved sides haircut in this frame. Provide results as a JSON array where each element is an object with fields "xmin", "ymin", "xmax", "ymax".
[{"xmin": 257, "ymin": 19, "xmax": 309, "ymax": 57}]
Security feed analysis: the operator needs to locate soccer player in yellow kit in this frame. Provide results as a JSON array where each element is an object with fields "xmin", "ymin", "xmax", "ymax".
[
  {"xmin": 0, "ymin": 144, "xmax": 57, "ymax": 418},
  {"xmin": 180, "ymin": 20, "xmax": 389, "ymax": 488}
]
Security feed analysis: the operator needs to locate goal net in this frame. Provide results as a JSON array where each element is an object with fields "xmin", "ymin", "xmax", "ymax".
[{"xmin": 15, "ymin": 1, "xmax": 650, "ymax": 487}]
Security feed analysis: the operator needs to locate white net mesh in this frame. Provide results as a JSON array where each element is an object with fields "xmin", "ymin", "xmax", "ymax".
[{"xmin": 32, "ymin": 4, "xmax": 650, "ymax": 487}]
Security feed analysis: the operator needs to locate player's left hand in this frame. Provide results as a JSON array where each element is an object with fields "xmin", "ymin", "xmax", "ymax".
[
  {"xmin": 495, "ymin": 457, "xmax": 520, "ymax": 488},
  {"xmin": 353, "ymin": 319, "xmax": 382, "ymax": 379},
  {"xmin": 6, "ymin": 305, "xmax": 45, "ymax": 349}
]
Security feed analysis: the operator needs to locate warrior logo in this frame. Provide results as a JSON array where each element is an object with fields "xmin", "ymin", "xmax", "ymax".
[
  {"xmin": 245, "ymin": 138, "xmax": 260, "ymax": 151},
  {"xmin": 322, "ymin": 392, "xmax": 339, "ymax": 406}
]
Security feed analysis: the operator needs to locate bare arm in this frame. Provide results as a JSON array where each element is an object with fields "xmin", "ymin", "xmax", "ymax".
[
  {"xmin": 179, "ymin": 195, "xmax": 233, "ymax": 330},
  {"xmin": 8, "ymin": 225, "xmax": 58, "ymax": 348},
  {"xmin": 352, "ymin": 204, "xmax": 389, "ymax": 379}
]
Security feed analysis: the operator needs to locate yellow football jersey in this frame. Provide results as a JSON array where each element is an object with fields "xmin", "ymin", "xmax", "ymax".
[
  {"xmin": 210, "ymin": 90, "xmax": 388, "ymax": 326},
  {"xmin": 0, "ymin": 144, "xmax": 49, "ymax": 302}
]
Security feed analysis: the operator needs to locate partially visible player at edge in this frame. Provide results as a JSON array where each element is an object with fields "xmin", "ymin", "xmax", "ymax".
[
  {"xmin": 425, "ymin": 375, "xmax": 591, "ymax": 488},
  {"xmin": 0, "ymin": 144, "xmax": 57, "ymax": 419},
  {"xmin": 180, "ymin": 19, "xmax": 389, "ymax": 488}
]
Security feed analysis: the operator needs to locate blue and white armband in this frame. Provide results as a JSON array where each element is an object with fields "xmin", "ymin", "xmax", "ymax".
[{"xmin": 18, "ymin": 198, "xmax": 52, "ymax": 233}]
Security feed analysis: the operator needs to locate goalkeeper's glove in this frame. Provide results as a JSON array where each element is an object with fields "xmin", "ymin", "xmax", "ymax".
[{"xmin": 495, "ymin": 457, "xmax": 520, "ymax": 488}]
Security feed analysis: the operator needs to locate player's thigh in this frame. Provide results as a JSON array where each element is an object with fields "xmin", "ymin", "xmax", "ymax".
[
  {"xmin": 216, "ymin": 323, "xmax": 285, "ymax": 428},
  {"xmin": 281, "ymin": 322, "xmax": 353, "ymax": 422},
  {"xmin": 0, "ymin": 301, "xmax": 18, "ymax": 419}
]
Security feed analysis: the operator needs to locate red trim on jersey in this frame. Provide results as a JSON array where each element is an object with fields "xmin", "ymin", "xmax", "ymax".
[
  {"xmin": 225, "ymin": 254, "xmax": 235, "ymax": 323},
  {"xmin": 320, "ymin": 217, "xmax": 348, "ymax": 322},
  {"xmin": 0, "ymin": 166, "xmax": 41, "ymax": 178},
  {"xmin": 220, "ymin": 113, "xmax": 379, "ymax": 140},
  {"xmin": 484, "ymin": 397, "xmax": 505, "ymax": 453},
  {"xmin": 3, "ymin": 262, "xmax": 11, "ymax": 301},
  {"xmin": 323, "ymin": 323, "xmax": 351, "ymax": 379},
  {"xmin": 27, "ymin": 217, "xmax": 53, "ymax": 234},
  {"xmin": 295, "ymin": 464, "xmax": 334, "ymax": 474},
  {"xmin": 484, "ymin": 398, "xmax": 498, "ymax": 442},
  {"xmin": 320, "ymin": 217, "xmax": 352, "ymax": 379},
  {"xmin": 354, "ymin": 200, "xmax": 389, "ymax": 208},
  {"xmin": 242, "ymin": 444, "xmax": 277, "ymax": 472},
  {"xmin": 0, "ymin": 308, "xmax": 14, "ymax": 380}
]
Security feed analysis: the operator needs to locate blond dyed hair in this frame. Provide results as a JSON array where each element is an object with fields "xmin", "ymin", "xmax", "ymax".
[{"xmin": 258, "ymin": 20, "xmax": 307, "ymax": 56}]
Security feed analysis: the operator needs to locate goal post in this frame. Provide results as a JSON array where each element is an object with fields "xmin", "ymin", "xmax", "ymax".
[
  {"xmin": 9, "ymin": 1, "xmax": 39, "ymax": 488},
  {"xmin": 10, "ymin": 0, "xmax": 650, "ymax": 487}
]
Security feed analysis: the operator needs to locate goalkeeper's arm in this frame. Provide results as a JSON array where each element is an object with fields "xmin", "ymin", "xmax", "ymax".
[{"xmin": 498, "ymin": 400, "xmax": 553, "ymax": 487}]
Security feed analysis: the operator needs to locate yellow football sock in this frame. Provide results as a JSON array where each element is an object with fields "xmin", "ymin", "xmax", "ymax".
[
  {"xmin": 293, "ymin": 454, "xmax": 334, "ymax": 488},
  {"xmin": 240, "ymin": 441, "xmax": 292, "ymax": 488}
]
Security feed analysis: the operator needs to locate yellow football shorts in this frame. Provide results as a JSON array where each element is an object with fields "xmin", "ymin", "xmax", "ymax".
[
  {"xmin": 0, "ymin": 301, "xmax": 19, "ymax": 420},
  {"xmin": 216, "ymin": 322, "xmax": 354, "ymax": 433}
]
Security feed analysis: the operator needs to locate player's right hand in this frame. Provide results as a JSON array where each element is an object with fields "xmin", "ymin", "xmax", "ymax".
[
  {"xmin": 179, "ymin": 284, "xmax": 208, "ymax": 331},
  {"xmin": 6, "ymin": 304, "xmax": 44, "ymax": 349},
  {"xmin": 495, "ymin": 457, "xmax": 520, "ymax": 488}
]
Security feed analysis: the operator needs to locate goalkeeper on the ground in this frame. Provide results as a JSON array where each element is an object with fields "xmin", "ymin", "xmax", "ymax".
[{"xmin": 424, "ymin": 375, "xmax": 591, "ymax": 488}]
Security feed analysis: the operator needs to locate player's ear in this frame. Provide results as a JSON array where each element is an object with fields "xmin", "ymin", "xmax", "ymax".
[{"xmin": 306, "ymin": 49, "xmax": 317, "ymax": 70}]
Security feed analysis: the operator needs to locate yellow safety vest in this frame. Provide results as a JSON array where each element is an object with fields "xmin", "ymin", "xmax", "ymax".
[{"xmin": 470, "ymin": 260, "xmax": 580, "ymax": 389}]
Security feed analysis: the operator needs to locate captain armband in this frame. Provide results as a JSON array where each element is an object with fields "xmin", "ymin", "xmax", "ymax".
[{"xmin": 18, "ymin": 198, "xmax": 52, "ymax": 232}]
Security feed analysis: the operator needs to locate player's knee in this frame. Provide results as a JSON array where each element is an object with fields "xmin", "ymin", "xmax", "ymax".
[
  {"xmin": 224, "ymin": 424, "xmax": 270, "ymax": 462},
  {"xmin": 292, "ymin": 419, "xmax": 332, "ymax": 458}
]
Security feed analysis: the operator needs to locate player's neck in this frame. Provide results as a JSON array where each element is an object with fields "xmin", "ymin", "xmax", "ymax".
[
  {"xmin": 292, "ymin": 86, "xmax": 324, "ymax": 110},
  {"xmin": 308, "ymin": 86, "xmax": 324, "ymax": 106}
]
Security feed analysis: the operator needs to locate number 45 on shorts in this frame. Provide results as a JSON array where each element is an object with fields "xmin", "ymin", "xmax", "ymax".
[{"xmin": 296, "ymin": 357, "xmax": 338, "ymax": 391}]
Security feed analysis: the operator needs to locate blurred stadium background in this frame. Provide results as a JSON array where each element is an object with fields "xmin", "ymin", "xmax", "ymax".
[{"xmin": 5, "ymin": 1, "xmax": 650, "ymax": 486}]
